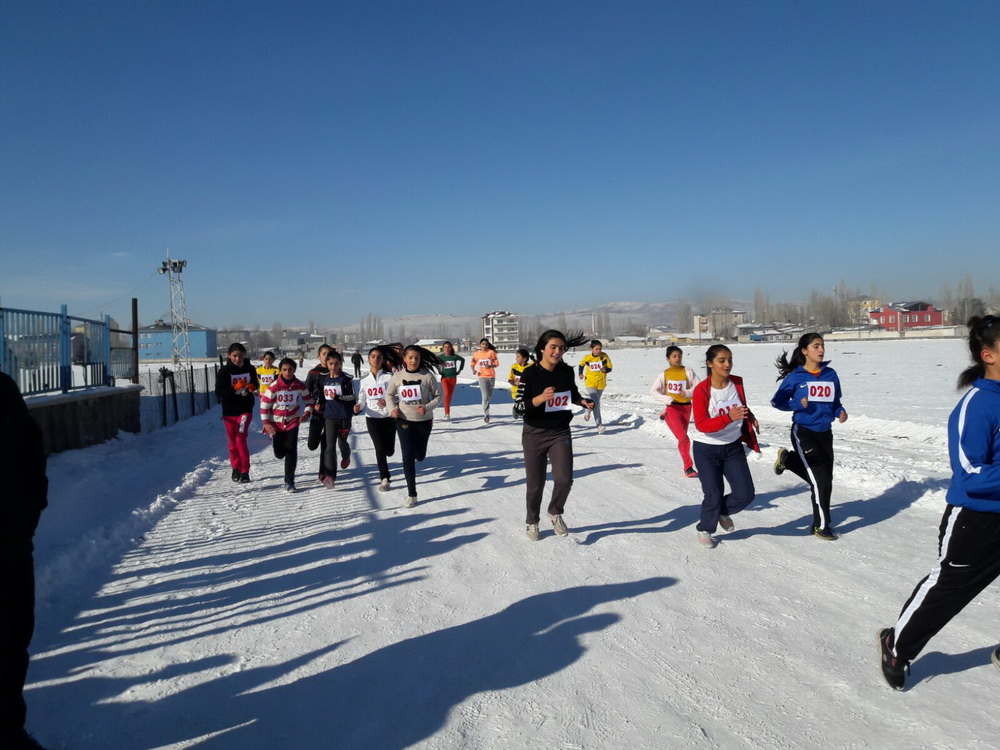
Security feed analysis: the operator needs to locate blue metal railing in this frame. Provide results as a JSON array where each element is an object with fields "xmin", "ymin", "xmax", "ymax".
[{"xmin": 0, "ymin": 305, "xmax": 113, "ymax": 396}]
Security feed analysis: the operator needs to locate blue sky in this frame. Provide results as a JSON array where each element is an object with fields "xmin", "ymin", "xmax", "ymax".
[{"xmin": 2, "ymin": 1, "xmax": 998, "ymax": 327}]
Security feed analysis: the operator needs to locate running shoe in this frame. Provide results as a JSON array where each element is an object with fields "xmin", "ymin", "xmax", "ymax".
[
  {"xmin": 718, "ymin": 515, "xmax": 734, "ymax": 532},
  {"xmin": 774, "ymin": 447, "xmax": 788, "ymax": 475},
  {"xmin": 340, "ymin": 454, "xmax": 350, "ymax": 470},
  {"xmin": 597, "ymin": 425, "xmax": 605, "ymax": 434},
  {"xmin": 378, "ymin": 478, "xmax": 391, "ymax": 493},
  {"xmin": 323, "ymin": 476, "xmax": 335, "ymax": 490},
  {"xmin": 443, "ymin": 413, "xmax": 451, "ymax": 421},
  {"xmin": 484, "ymin": 415, "xmax": 490, "ymax": 424},
  {"xmin": 584, "ymin": 410, "xmax": 591, "ymax": 422},
  {"xmin": 284, "ymin": 481, "xmax": 296, "ymax": 493},
  {"xmin": 549, "ymin": 514, "xmax": 569, "ymax": 537},
  {"xmin": 877, "ymin": 628, "xmax": 908, "ymax": 690},
  {"xmin": 239, "ymin": 473, "xmax": 251, "ymax": 484},
  {"xmin": 697, "ymin": 530, "xmax": 717, "ymax": 549},
  {"xmin": 812, "ymin": 527, "xmax": 838, "ymax": 541},
  {"xmin": 684, "ymin": 466, "xmax": 699, "ymax": 478},
  {"xmin": 404, "ymin": 495, "xmax": 417, "ymax": 508},
  {"xmin": 231, "ymin": 468, "xmax": 240, "ymax": 482},
  {"xmin": 526, "ymin": 524, "xmax": 540, "ymax": 541}
]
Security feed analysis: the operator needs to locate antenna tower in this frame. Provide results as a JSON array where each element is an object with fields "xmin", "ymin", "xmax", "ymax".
[{"xmin": 158, "ymin": 254, "xmax": 192, "ymax": 366}]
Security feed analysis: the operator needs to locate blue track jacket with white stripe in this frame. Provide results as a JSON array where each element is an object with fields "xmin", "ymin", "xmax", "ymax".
[
  {"xmin": 770, "ymin": 363, "xmax": 845, "ymax": 432},
  {"xmin": 947, "ymin": 377, "xmax": 1000, "ymax": 513}
]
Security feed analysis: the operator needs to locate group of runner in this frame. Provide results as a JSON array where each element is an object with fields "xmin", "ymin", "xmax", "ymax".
[{"xmin": 216, "ymin": 320, "xmax": 1000, "ymax": 691}]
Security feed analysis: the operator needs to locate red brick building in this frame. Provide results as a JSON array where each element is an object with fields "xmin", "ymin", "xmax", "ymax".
[{"xmin": 869, "ymin": 301, "xmax": 944, "ymax": 331}]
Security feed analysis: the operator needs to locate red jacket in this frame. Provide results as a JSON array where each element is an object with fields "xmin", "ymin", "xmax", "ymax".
[{"xmin": 692, "ymin": 374, "xmax": 760, "ymax": 453}]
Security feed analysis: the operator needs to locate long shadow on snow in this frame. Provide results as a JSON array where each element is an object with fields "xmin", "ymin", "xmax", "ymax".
[
  {"xmin": 28, "ymin": 450, "xmax": 491, "ymax": 679},
  {"xmin": 724, "ymin": 477, "xmax": 949, "ymax": 540},
  {"xmin": 68, "ymin": 577, "xmax": 677, "ymax": 750}
]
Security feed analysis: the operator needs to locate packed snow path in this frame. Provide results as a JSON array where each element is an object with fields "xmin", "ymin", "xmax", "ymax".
[{"xmin": 27, "ymin": 342, "xmax": 999, "ymax": 749}]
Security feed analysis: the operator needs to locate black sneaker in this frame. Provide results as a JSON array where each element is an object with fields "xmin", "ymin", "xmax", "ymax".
[
  {"xmin": 239, "ymin": 473, "xmax": 250, "ymax": 484},
  {"xmin": 231, "ymin": 468, "xmax": 240, "ymax": 482},
  {"xmin": 992, "ymin": 645, "xmax": 1000, "ymax": 672},
  {"xmin": 284, "ymin": 481, "xmax": 296, "ymax": 493},
  {"xmin": 877, "ymin": 627, "xmax": 908, "ymax": 690},
  {"xmin": 812, "ymin": 526, "xmax": 838, "ymax": 541}
]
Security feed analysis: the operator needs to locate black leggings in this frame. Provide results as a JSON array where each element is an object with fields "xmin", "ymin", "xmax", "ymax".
[
  {"xmin": 366, "ymin": 417, "xmax": 397, "ymax": 481},
  {"xmin": 307, "ymin": 416, "xmax": 326, "ymax": 475},
  {"xmin": 272, "ymin": 427, "xmax": 299, "ymax": 483},
  {"xmin": 322, "ymin": 418, "xmax": 352, "ymax": 479},
  {"xmin": 396, "ymin": 419, "xmax": 433, "ymax": 496},
  {"xmin": 784, "ymin": 425, "xmax": 835, "ymax": 531}
]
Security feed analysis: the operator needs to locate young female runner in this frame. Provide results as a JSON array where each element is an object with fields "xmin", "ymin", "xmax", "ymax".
[
  {"xmin": 691, "ymin": 344, "xmax": 759, "ymax": 549},
  {"xmin": 314, "ymin": 351, "xmax": 356, "ymax": 489},
  {"xmin": 385, "ymin": 346, "xmax": 442, "ymax": 508},
  {"xmin": 879, "ymin": 315, "xmax": 1000, "ymax": 689},
  {"xmin": 305, "ymin": 344, "xmax": 333, "ymax": 482},
  {"xmin": 649, "ymin": 345, "xmax": 701, "ymax": 477},
  {"xmin": 439, "ymin": 341, "xmax": 465, "ymax": 421},
  {"xmin": 260, "ymin": 358, "xmax": 313, "ymax": 492},
  {"xmin": 355, "ymin": 348, "xmax": 397, "ymax": 492},
  {"xmin": 215, "ymin": 342, "xmax": 259, "ymax": 483},
  {"xmin": 577, "ymin": 339, "xmax": 613, "ymax": 432},
  {"xmin": 518, "ymin": 330, "xmax": 595, "ymax": 541},
  {"xmin": 471, "ymin": 338, "xmax": 498, "ymax": 423},
  {"xmin": 507, "ymin": 348, "xmax": 532, "ymax": 420},
  {"xmin": 771, "ymin": 333, "xmax": 848, "ymax": 540}
]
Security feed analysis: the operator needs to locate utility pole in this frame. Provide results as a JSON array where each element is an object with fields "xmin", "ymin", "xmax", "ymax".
[{"xmin": 158, "ymin": 254, "xmax": 191, "ymax": 367}]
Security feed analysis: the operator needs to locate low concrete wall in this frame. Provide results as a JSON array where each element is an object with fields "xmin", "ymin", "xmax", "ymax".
[{"xmin": 26, "ymin": 385, "xmax": 143, "ymax": 455}]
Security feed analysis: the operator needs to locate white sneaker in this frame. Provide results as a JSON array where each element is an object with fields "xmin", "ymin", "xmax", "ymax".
[
  {"xmin": 550, "ymin": 514, "xmax": 569, "ymax": 536},
  {"xmin": 443, "ymin": 413, "xmax": 451, "ymax": 421},
  {"xmin": 404, "ymin": 495, "xmax": 417, "ymax": 508},
  {"xmin": 697, "ymin": 530, "xmax": 717, "ymax": 549},
  {"xmin": 526, "ymin": 524, "xmax": 540, "ymax": 541},
  {"xmin": 597, "ymin": 425, "xmax": 605, "ymax": 434},
  {"xmin": 584, "ymin": 410, "xmax": 591, "ymax": 422},
  {"xmin": 718, "ymin": 515, "xmax": 734, "ymax": 532},
  {"xmin": 378, "ymin": 479, "xmax": 390, "ymax": 493}
]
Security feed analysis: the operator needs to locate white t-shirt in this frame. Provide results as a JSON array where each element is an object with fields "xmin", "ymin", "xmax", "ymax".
[{"xmin": 693, "ymin": 382, "xmax": 744, "ymax": 445}]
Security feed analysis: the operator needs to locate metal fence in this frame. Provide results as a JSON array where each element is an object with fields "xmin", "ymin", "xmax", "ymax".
[
  {"xmin": 0, "ymin": 305, "xmax": 124, "ymax": 396},
  {"xmin": 138, "ymin": 363, "xmax": 220, "ymax": 432}
]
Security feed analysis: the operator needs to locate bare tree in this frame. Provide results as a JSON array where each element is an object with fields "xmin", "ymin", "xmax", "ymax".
[{"xmin": 674, "ymin": 300, "xmax": 692, "ymax": 332}]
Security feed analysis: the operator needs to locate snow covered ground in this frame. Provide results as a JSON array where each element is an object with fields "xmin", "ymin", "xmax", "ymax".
[{"xmin": 26, "ymin": 339, "xmax": 999, "ymax": 749}]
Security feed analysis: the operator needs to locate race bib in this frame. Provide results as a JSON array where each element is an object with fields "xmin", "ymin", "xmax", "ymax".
[
  {"xmin": 399, "ymin": 384, "xmax": 423, "ymax": 404},
  {"xmin": 323, "ymin": 384, "xmax": 342, "ymax": 400},
  {"xmin": 478, "ymin": 358, "xmax": 494, "ymax": 370},
  {"xmin": 588, "ymin": 361, "xmax": 603, "ymax": 372},
  {"xmin": 806, "ymin": 381, "xmax": 836, "ymax": 403},
  {"xmin": 365, "ymin": 384, "xmax": 385, "ymax": 404},
  {"xmin": 231, "ymin": 373, "xmax": 251, "ymax": 388},
  {"xmin": 712, "ymin": 395, "xmax": 742, "ymax": 419},
  {"xmin": 666, "ymin": 379, "xmax": 686, "ymax": 395},
  {"xmin": 544, "ymin": 390, "xmax": 573, "ymax": 412},
  {"xmin": 276, "ymin": 391, "xmax": 296, "ymax": 405},
  {"xmin": 259, "ymin": 373, "xmax": 277, "ymax": 386}
]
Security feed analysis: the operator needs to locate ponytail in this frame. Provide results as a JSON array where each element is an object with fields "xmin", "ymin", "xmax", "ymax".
[{"xmin": 958, "ymin": 315, "xmax": 999, "ymax": 389}]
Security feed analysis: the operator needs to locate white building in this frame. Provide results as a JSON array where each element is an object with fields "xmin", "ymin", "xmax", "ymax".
[{"xmin": 482, "ymin": 311, "xmax": 521, "ymax": 351}]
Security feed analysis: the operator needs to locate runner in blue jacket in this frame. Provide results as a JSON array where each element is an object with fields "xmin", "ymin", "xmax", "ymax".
[
  {"xmin": 771, "ymin": 333, "xmax": 848, "ymax": 540},
  {"xmin": 879, "ymin": 315, "xmax": 1000, "ymax": 689}
]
